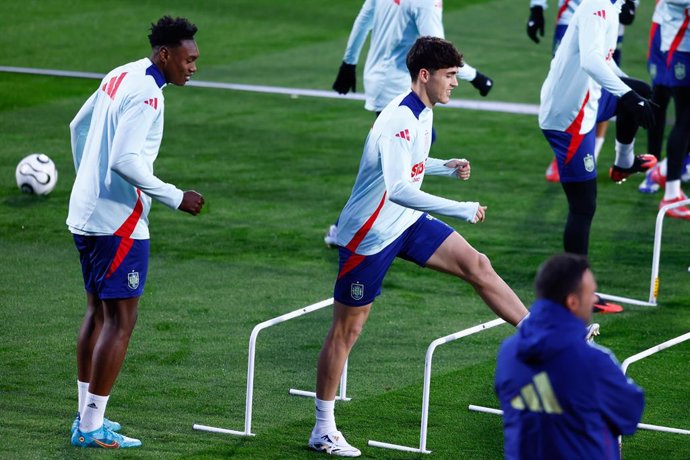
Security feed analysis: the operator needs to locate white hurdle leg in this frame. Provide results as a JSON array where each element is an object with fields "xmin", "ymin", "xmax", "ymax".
[
  {"xmin": 597, "ymin": 198, "xmax": 690, "ymax": 307},
  {"xmin": 289, "ymin": 357, "xmax": 351, "ymax": 401},
  {"xmin": 193, "ymin": 298, "xmax": 335, "ymax": 436},
  {"xmin": 369, "ymin": 318, "xmax": 507, "ymax": 454}
]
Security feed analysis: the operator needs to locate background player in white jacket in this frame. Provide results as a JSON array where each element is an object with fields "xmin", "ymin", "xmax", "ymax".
[
  {"xmin": 309, "ymin": 37, "xmax": 528, "ymax": 457},
  {"xmin": 332, "ymin": 0, "xmax": 493, "ymax": 113},
  {"xmin": 68, "ymin": 16, "xmax": 204, "ymax": 448},
  {"xmin": 539, "ymin": 0, "xmax": 656, "ymax": 311}
]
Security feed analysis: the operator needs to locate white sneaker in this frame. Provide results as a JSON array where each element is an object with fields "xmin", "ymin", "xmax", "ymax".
[
  {"xmin": 309, "ymin": 430, "xmax": 361, "ymax": 457},
  {"xmin": 586, "ymin": 323, "xmax": 600, "ymax": 343},
  {"xmin": 324, "ymin": 225, "xmax": 338, "ymax": 247}
]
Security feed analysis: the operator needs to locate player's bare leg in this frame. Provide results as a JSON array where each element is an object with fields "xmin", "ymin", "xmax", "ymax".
[
  {"xmin": 77, "ymin": 292, "xmax": 105, "ymax": 383},
  {"xmin": 425, "ymin": 232, "xmax": 528, "ymax": 326},
  {"xmin": 316, "ymin": 302, "xmax": 371, "ymax": 400},
  {"xmin": 310, "ymin": 302, "xmax": 370, "ymax": 457}
]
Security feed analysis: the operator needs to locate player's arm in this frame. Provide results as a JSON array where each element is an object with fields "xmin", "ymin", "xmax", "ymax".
[
  {"xmin": 109, "ymin": 95, "xmax": 185, "ymax": 210},
  {"xmin": 379, "ymin": 128, "xmax": 481, "ymax": 223},
  {"xmin": 333, "ymin": 0, "xmax": 375, "ymax": 94},
  {"xmin": 425, "ymin": 157, "xmax": 471, "ymax": 180},
  {"xmin": 592, "ymin": 347, "xmax": 645, "ymax": 436},
  {"xmin": 69, "ymin": 91, "xmax": 97, "ymax": 171}
]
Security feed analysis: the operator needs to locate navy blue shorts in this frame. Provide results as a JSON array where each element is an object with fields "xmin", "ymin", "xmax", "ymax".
[
  {"xmin": 73, "ymin": 234, "xmax": 149, "ymax": 300},
  {"xmin": 666, "ymin": 50, "xmax": 690, "ymax": 88},
  {"xmin": 542, "ymin": 90, "xmax": 617, "ymax": 183},
  {"xmin": 333, "ymin": 213, "xmax": 454, "ymax": 307}
]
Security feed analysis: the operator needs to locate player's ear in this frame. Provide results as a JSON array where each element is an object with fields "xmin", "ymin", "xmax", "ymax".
[
  {"xmin": 419, "ymin": 68, "xmax": 430, "ymax": 83},
  {"xmin": 158, "ymin": 46, "xmax": 170, "ymax": 64},
  {"xmin": 563, "ymin": 293, "xmax": 579, "ymax": 315}
]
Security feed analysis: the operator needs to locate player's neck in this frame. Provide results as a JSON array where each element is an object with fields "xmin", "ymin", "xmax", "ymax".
[{"xmin": 410, "ymin": 83, "xmax": 433, "ymax": 109}]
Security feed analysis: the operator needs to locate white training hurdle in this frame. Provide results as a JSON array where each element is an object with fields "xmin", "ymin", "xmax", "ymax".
[
  {"xmin": 193, "ymin": 297, "xmax": 351, "ymax": 437},
  {"xmin": 597, "ymin": 198, "xmax": 690, "ymax": 307},
  {"xmin": 468, "ymin": 332, "xmax": 690, "ymax": 442},
  {"xmin": 368, "ymin": 318, "xmax": 508, "ymax": 454}
]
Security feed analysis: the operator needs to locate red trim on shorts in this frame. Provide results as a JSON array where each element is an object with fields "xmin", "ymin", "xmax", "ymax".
[
  {"xmin": 345, "ymin": 192, "xmax": 387, "ymax": 253},
  {"xmin": 563, "ymin": 91, "xmax": 590, "ymax": 165},
  {"xmin": 667, "ymin": 10, "xmax": 690, "ymax": 68},
  {"xmin": 106, "ymin": 190, "xmax": 143, "ymax": 278}
]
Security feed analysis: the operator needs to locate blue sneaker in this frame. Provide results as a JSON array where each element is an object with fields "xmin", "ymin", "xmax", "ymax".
[
  {"xmin": 70, "ymin": 413, "xmax": 121, "ymax": 434},
  {"xmin": 638, "ymin": 168, "xmax": 660, "ymax": 194},
  {"xmin": 71, "ymin": 425, "xmax": 141, "ymax": 448}
]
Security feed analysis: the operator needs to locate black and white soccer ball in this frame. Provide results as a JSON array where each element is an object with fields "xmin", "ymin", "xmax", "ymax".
[{"xmin": 15, "ymin": 153, "xmax": 58, "ymax": 195}]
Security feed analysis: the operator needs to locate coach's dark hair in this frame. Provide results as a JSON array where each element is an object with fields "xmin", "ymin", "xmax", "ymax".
[
  {"xmin": 148, "ymin": 16, "xmax": 197, "ymax": 48},
  {"xmin": 534, "ymin": 253, "xmax": 591, "ymax": 305},
  {"xmin": 407, "ymin": 36, "xmax": 463, "ymax": 82}
]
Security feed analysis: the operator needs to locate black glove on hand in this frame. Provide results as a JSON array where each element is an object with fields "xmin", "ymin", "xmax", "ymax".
[
  {"xmin": 619, "ymin": 0, "xmax": 636, "ymax": 26},
  {"xmin": 527, "ymin": 6, "xmax": 545, "ymax": 43},
  {"xmin": 332, "ymin": 62, "xmax": 356, "ymax": 94},
  {"xmin": 471, "ymin": 71, "xmax": 493, "ymax": 97},
  {"xmin": 619, "ymin": 90, "xmax": 656, "ymax": 130}
]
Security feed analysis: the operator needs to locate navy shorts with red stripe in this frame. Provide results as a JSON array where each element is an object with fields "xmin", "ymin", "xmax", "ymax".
[
  {"xmin": 73, "ymin": 234, "xmax": 149, "ymax": 299},
  {"xmin": 333, "ymin": 213, "xmax": 454, "ymax": 307},
  {"xmin": 542, "ymin": 89, "xmax": 617, "ymax": 183}
]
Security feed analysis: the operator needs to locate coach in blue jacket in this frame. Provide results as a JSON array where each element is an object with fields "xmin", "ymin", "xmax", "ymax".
[{"xmin": 495, "ymin": 253, "xmax": 644, "ymax": 460}]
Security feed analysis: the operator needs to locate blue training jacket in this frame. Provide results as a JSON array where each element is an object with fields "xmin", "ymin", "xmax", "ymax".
[{"xmin": 495, "ymin": 299, "xmax": 644, "ymax": 460}]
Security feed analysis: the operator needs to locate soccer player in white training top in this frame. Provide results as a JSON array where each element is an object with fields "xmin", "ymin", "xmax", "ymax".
[
  {"xmin": 67, "ymin": 16, "xmax": 204, "ymax": 448},
  {"xmin": 332, "ymin": 0, "xmax": 493, "ymax": 114},
  {"xmin": 538, "ymin": 0, "xmax": 657, "ymax": 312},
  {"xmin": 308, "ymin": 36, "xmax": 529, "ymax": 457}
]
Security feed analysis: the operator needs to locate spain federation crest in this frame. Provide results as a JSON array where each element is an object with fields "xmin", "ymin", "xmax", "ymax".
[
  {"xmin": 351, "ymin": 282, "xmax": 364, "ymax": 301},
  {"xmin": 583, "ymin": 154, "xmax": 595, "ymax": 173},
  {"xmin": 675, "ymin": 61, "xmax": 686, "ymax": 81},
  {"xmin": 649, "ymin": 63, "xmax": 657, "ymax": 81},
  {"xmin": 128, "ymin": 271, "xmax": 140, "ymax": 290}
]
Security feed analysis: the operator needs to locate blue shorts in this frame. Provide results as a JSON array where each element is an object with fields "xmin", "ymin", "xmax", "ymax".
[
  {"xmin": 648, "ymin": 24, "xmax": 670, "ymax": 87},
  {"xmin": 73, "ymin": 234, "xmax": 149, "ymax": 299},
  {"xmin": 333, "ymin": 213, "xmax": 454, "ymax": 306},
  {"xmin": 542, "ymin": 90, "xmax": 617, "ymax": 183},
  {"xmin": 666, "ymin": 50, "xmax": 690, "ymax": 88}
]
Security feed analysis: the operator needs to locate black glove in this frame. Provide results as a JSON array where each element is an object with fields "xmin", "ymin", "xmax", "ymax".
[
  {"xmin": 527, "ymin": 6, "xmax": 545, "ymax": 44},
  {"xmin": 619, "ymin": 0, "xmax": 636, "ymax": 26},
  {"xmin": 471, "ymin": 71, "xmax": 493, "ymax": 97},
  {"xmin": 619, "ymin": 90, "xmax": 656, "ymax": 130},
  {"xmin": 332, "ymin": 62, "xmax": 356, "ymax": 94}
]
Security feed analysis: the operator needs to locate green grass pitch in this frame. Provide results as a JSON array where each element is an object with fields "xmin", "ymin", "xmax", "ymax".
[{"xmin": 0, "ymin": 0, "xmax": 688, "ymax": 458}]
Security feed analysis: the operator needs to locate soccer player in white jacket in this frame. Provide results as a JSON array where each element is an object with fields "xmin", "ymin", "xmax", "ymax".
[
  {"xmin": 67, "ymin": 16, "xmax": 204, "ymax": 448},
  {"xmin": 654, "ymin": 0, "xmax": 690, "ymax": 218},
  {"xmin": 309, "ymin": 37, "xmax": 528, "ymax": 457},
  {"xmin": 332, "ymin": 0, "xmax": 493, "ymax": 113},
  {"xmin": 539, "ymin": 0, "xmax": 656, "ymax": 306}
]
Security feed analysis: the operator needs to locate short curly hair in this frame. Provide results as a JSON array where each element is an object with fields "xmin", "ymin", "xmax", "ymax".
[
  {"xmin": 148, "ymin": 16, "xmax": 197, "ymax": 48},
  {"xmin": 407, "ymin": 36, "xmax": 463, "ymax": 81}
]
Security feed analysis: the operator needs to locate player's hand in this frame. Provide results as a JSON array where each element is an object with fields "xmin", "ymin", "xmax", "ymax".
[
  {"xmin": 527, "ymin": 6, "xmax": 545, "ymax": 43},
  {"xmin": 472, "ymin": 205, "xmax": 487, "ymax": 224},
  {"xmin": 619, "ymin": 90, "xmax": 657, "ymax": 130},
  {"xmin": 445, "ymin": 159, "xmax": 471, "ymax": 180},
  {"xmin": 471, "ymin": 72, "xmax": 493, "ymax": 97},
  {"xmin": 333, "ymin": 62, "xmax": 356, "ymax": 94},
  {"xmin": 619, "ymin": 0, "xmax": 636, "ymax": 25},
  {"xmin": 179, "ymin": 190, "xmax": 205, "ymax": 216}
]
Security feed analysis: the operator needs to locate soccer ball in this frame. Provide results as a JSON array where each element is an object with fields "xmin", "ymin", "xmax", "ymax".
[{"xmin": 15, "ymin": 153, "xmax": 58, "ymax": 195}]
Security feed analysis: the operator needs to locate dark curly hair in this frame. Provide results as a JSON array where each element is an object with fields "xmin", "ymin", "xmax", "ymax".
[
  {"xmin": 148, "ymin": 16, "xmax": 197, "ymax": 48},
  {"xmin": 407, "ymin": 36, "xmax": 463, "ymax": 81}
]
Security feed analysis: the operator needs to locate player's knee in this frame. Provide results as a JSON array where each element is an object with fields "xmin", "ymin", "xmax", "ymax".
[{"xmin": 461, "ymin": 251, "xmax": 494, "ymax": 285}]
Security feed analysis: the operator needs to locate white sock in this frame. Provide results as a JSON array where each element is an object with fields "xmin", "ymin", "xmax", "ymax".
[
  {"xmin": 516, "ymin": 312, "xmax": 530, "ymax": 328},
  {"xmin": 664, "ymin": 180, "xmax": 681, "ymax": 201},
  {"xmin": 77, "ymin": 380, "xmax": 90, "ymax": 415},
  {"xmin": 614, "ymin": 140, "xmax": 635, "ymax": 168},
  {"xmin": 659, "ymin": 158, "xmax": 668, "ymax": 177},
  {"xmin": 313, "ymin": 398, "xmax": 337, "ymax": 437},
  {"xmin": 594, "ymin": 136, "xmax": 605, "ymax": 162},
  {"xmin": 79, "ymin": 392, "xmax": 109, "ymax": 433}
]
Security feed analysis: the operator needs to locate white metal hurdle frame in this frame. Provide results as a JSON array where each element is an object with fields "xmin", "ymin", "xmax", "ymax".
[
  {"xmin": 596, "ymin": 198, "xmax": 690, "ymax": 307},
  {"xmin": 368, "ymin": 318, "xmax": 508, "ymax": 454},
  {"xmin": 193, "ymin": 297, "xmax": 352, "ymax": 436},
  {"xmin": 468, "ymin": 332, "xmax": 690, "ymax": 442}
]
